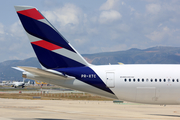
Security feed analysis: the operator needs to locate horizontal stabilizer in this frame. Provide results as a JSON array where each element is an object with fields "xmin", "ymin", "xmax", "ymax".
[
  {"xmin": 17, "ymin": 66, "xmax": 75, "ymax": 80},
  {"xmin": 12, "ymin": 67, "xmax": 26, "ymax": 72}
]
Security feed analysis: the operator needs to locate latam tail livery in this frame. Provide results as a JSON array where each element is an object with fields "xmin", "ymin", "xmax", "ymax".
[{"xmin": 14, "ymin": 6, "xmax": 180, "ymax": 105}]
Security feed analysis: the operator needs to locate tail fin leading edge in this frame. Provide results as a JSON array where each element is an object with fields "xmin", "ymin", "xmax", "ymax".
[{"xmin": 14, "ymin": 6, "xmax": 89, "ymax": 69}]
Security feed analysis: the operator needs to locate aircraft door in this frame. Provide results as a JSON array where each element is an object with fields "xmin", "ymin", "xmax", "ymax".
[{"xmin": 106, "ymin": 72, "xmax": 115, "ymax": 88}]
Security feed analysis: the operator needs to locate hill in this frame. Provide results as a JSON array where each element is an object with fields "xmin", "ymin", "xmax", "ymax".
[
  {"xmin": 1, "ymin": 46, "xmax": 180, "ymax": 81},
  {"xmin": 83, "ymin": 46, "xmax": 180, "ymax": 65}
]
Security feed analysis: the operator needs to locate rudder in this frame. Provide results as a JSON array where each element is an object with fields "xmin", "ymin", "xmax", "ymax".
[{"xmin": 14, "ymin": 6, "xmax": 89, "ymax": 69}]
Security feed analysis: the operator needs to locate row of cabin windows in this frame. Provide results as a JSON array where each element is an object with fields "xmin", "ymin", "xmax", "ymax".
[{"xmin": 124, "ymin": 78, "xmax": 179, "ymax": 82}]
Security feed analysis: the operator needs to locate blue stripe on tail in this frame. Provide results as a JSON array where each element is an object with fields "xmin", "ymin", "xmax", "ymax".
[
  {"xmin": 55, "ymin": 67, "xmax": 114, "ymax": 94},
  {"xmin": 17, "ymin": 13, "xmax": 75, "ymax": 53},
  {"xmin": 32, "ymin": 44, "xmax": 86, "ymax": 69}
]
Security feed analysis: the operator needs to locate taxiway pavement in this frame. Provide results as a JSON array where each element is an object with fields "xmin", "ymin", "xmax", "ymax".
[{"xmin": 0, "ymin": 98, "xmax": 180, "ymax": 120}]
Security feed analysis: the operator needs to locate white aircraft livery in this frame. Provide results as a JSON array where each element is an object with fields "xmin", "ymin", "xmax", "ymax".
[
  {"xmin": 14, "ymin": 6, "xmax": 180, "ymax": 105},
  {"xmin": 11, "ymin": 79, "xmax": 30, "ymax": 88}
]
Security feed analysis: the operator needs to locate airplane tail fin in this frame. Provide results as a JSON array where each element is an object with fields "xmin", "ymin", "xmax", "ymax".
[
  {"xmin": 14, "ymin": 6, "xmax": 89, "ymax": 69},
  {"xmin": 28, "ymin": 80, "xmax": 30, "ymax": 84}
]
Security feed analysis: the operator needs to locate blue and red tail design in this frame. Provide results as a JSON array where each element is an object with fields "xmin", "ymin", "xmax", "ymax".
[
  {"xmin": 14, "ymin": 6, "xmax": 89, "ymax": 69},
  {"xmin": 15, "ymin": 6, "xmax": 114, "ymax": 95}
]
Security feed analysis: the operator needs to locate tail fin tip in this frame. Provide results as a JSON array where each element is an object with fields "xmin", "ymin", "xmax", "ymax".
[{"xmin": 15, "ymin": 5, "xmax": 89, "ymax": 69}]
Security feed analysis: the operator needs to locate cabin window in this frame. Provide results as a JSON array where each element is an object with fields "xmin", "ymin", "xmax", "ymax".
[
  {"xmin": 151, "ymin": 79, "xmax": 153, "ymax": 82},
  {"xmin": 138, "ymin": 79, "xmax": 140, "ymax": 82},
  {"xmin": 155, "ymin": 79, "xmax": 157, "ymax": 82},
  {"xmin": 168, "ymin": 79, "xmax": 170, "ymax": 82},
  {"xmin": 133, "ymin": 79, "xmax": 135, "ymax": 82},
  {"xmin": 124, "ymin": 79, "xmax": 127, "ymax": 82},
  {"xmin": 177, "ymin": 79, "xmax": 179, "ymax": 82},
  {"xmin": 146, "ymin": 79, "xmax": 148, "ymax": 82},
  {"xmin": 142, "ymin": 79, "xmax": 144, "ymax": 82},
  {"xmin": 159, "ymin": 79, "xmax": 161, "ymax": 82},
  {"xmin": 129, "ymin": 79, "xmax": 131, "ymax": 82},
  {"xmin": 172, "ymin": 79, "xmax": 175, "ymax": 82},
  {"xmin": 164, "ymin": 79, "xmax": 166, "ymax": 82}
]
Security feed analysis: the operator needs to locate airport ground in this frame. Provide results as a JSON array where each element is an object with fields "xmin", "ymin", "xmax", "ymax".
[
  {"xmin": 1, "ymin": 98, "xmax": 180, "ymax": 120},
  {"xmin": 1, "ymin": 86, "xmax": 180, "ymax": 120}
]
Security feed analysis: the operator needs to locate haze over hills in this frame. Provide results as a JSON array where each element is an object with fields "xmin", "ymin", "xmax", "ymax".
[
  {"xmin": 84, "ymin": 46, "xmax": 180, "ymax": 65},
  {"xmin": 1, "ymin": 46, "xmax": 180, "ymax": 81}
]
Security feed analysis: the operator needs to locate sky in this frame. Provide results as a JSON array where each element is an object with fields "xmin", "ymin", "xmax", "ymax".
[{"xmin": 0, "ymin": 0, "xmax": 180, "ymax": 62}]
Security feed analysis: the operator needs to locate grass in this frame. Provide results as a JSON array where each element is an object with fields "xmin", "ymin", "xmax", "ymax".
[
  {"xmin": 0, "ymin": 93, "xmax": 113, "ymax": 101},
  {"xmin": 0, "ymin": 86, "xmax": 67, "ymax": 91}
]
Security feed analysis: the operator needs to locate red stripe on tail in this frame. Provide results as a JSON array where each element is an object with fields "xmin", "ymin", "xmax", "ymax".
[
  {"xmin": 31, "ymin": 40, "xmax": 62, "ymax": 51},
  {"xmin": 17, "ymin": 8, "xmax": 44, "ymax": 20}
]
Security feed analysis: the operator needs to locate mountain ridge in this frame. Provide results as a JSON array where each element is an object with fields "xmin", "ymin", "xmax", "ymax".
[{"xmin": 1, "ymin": 46, "xmax": 180, "ymax": 81}]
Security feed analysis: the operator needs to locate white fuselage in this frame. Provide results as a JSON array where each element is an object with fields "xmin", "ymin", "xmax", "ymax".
[
  {"xmin": 91, "ymin": 64, "xmax": 180, "ymax": 105},
  {"xmin": 12, "ymin": 82, "xmax": 24, "ymax": 88},
  {"xmin": 24, "ymin": 64, "xmax": 180, "ymax": 105}
]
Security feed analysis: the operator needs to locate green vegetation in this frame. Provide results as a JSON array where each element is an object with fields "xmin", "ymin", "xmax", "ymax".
[
  {"xmin": 0, "ymin": 86, "xmax": 69, "ymax": 91},
  {"xmin": 0, "ymin": 93, "xmax": 113, "ymax": 101}
]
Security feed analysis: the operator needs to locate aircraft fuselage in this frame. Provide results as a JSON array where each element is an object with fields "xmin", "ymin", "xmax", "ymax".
[{"xmin": 24, "ymin": 64, "xmax": 180, "ymax": 105}]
